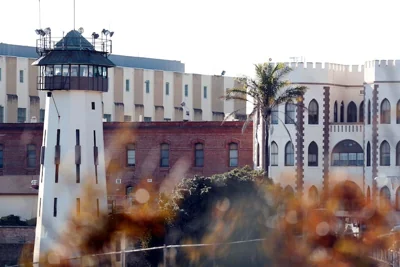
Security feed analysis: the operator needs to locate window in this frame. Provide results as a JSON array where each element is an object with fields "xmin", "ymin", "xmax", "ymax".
[
  {"xmin": 160, "ymin": 143, "xmax": 170, "ymax": 167},
  {"xmin": 184, "ymin": 84, "xmax": 189, "ymax": 97},
  {"xmin": 308, "ymin": 100, "xmax": 318, "ymax": 124},
  {"xmin": 256, "ymin": 143, "xmax": 260, "ymax": 167},
  {"xmin": 271, "ymin": 142, "xmax": 278, "ymax": 166},
  {"xmin": 126, "ymin": 186, "xmax": 133, "ymax": 196},
  {"xmin": 285, "ymin": 142, "xmax": 294, "ymax": 166},
  {"xmin": 164, "ymin": 118, "xmax": 171, "ymax": 121},
  {"xmin": 285, "ymin": 102, "xmax": 296, "ymax": 124},
  {"xmin": 39, "ymin": 109, "xmax": 45, "ymax": 123},
  {"xmin": 71, "ymin": 65, "xmax": 79, "ymax": 76},
  {"xmin": 381, "ymin": 99, "xmax": 391, "ymax": 124},
  {"xmin": 308, "ymin": 142, "xmax": 318, "ymax": 166},
  {"xmin": 27, "ymin": 144, "xmax": 36, "ymax": 168},
  {"xmin": 397, "ymin": 142, "xmax": 400, "ymax": 166},
  {"xmin": 0, "ymin": 106, "xmax": 4, "ymax": 123},
  {"xmin": 103, "ymin": 114, "xmax": 111, "ymax": 122},
  {"xmin": 145, "ymin": 80, "xmax": 150, "ymax": 93},
  {"xmin": 380, "ymin": 141, "xmax": 390, "ymax": 166},
  {"xmin": 0, "ymin": 144, "xmax": 3, "ymax": 168},
  {"xmin": 18, "ymin": 108, "xmax": 26, "ymax": 123},
  {"xmin": 367, "ymin": 142, "xmax": 371, "ymax": 166},
  {"xmin": 334, "ymin": 101, "xmax": 338, "ymax": 122},
  {"xmin": 144, "ymin": 117, "xmax": 152, "ymax": 122},
  {"xmin": 0, "ymin": 68, "xmax": 2, "ymax": 81},
  {"xmin": 125, "ymin": 79, "xmax": 130, "ymax": 92},
  {"xmin": 195, "ymin": 143, "xmax": 204, "ymax": 167},
  {"xmin": 204, "ymin": 86, "xmax": 207, "ymax": 99},
  {"xmin": 91, "ymin": 102, "xmax": 95, "ymax": 110},
  {"xmin": 347, "ymin": 101, "xmax": 357, "ymax": 122},
  {"xmin": 271, "ymin": 106, "xmax": 278, "ymax": 124},
  {"xmin": 368, "ymin": 100, "xmax": 371, "ymax": 124},
  {"xmin": 359, "ymin": 101, "xmax": 364, "ymax": 123},
  {"xmin": 380, "ymin": 186, "xmax": 391, "ymax": 208},
  {"xmin": 124, "ymin": 115, "xmax": 132, "ymax": 122},
  {"xmin": 331, "ymin": 139, "xmax": 363, "ymax": 166},
  {"xmin": 53, "ymin": 198, "xmax": 57, "ymax": 217},
  {"xmin": 229, "ymin": 143, "xmax": 238, "ymax": 167},
  {"xmin": 309, "ymin": 186, "xmax": 319, "ymax": 206},
  {"xmin": 19, "ymin": 70, "xmax": 24, "ymax": 83},
  {"xmin": 127, "ymin": 144, "xmax": 135, "ymax": 167},
  {"xmin": 397, "ymin": 100, "xmax": 400, "ymax": 124},
  {"xmin": 166, "ymin": 82, "xmax": 170, "ymax": 95},
  {"xmin": 340, "ymin": 101, "xmax": 344, "ymax": 122}
]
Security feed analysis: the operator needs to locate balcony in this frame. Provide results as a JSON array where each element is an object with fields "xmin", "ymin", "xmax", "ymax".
[{"xmin": 329, "ymin": 123, "xmax": 364, "ymax": 133}]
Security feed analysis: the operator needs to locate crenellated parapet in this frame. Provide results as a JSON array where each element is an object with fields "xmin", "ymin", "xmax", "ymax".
[
  {"xmin": 364, "ymin": 60, "xmax": 400, "ymax": 83},
  {"xmin": 281, "ymin": 62, "xmax": 364, "ymax": 86}
]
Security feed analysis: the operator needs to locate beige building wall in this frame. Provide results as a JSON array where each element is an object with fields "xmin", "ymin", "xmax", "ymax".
[{"xmin": 0, "ymin": 195, "xmax": 37, "ymax": 220}]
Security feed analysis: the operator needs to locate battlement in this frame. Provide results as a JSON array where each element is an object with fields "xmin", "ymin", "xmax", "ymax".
[
  {"xmin": 364, "ymin": 60, "xmax": 400, "ymax": 68},
  {"xmin": 285, "ymin": 62, "xmax": 364, "ymax": 73}
]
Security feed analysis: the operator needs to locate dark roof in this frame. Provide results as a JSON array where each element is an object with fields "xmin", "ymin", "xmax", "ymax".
[
  {"xmin": 54, "ymin": 30, "xmax": 95, "ymax": 51},
  {"xmin": 0, "ymin": 43, "xmax": 185, "ymax": 72},
  {"xmin": 32, "ymin": 50, "xmax": 115, "ymax": 67},
  {"xmin": 0, "ymin": 176, "xmax": 39, "ymax": 195}
]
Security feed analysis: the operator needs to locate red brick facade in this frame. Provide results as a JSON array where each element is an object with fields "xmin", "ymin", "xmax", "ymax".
[{"xmin": 0, "ymin": 122, "xmax": 253, "ymax": 195}]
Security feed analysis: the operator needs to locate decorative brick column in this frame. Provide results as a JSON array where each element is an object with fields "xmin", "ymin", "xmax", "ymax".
[
  {"xmin": 295, "ymin": 97, "xmax": 305, "ymax": 197},
  {"xmin": 371, "ymin": 84, "xmax": 379, "ymax": 201},
  {"xmin": 322, "ymin": 86, "xmax": 330, "ymax": 203}
]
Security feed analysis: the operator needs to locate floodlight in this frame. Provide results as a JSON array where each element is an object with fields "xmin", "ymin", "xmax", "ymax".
[
  {"xmin": 221, "ymin": 70, "xmax": 226, "ymax": 76},
  {"xmin": 78, "ymin": 27, "xmax": 84, "ymax": 34},
  {"xmin": 35, "ymin": 29, "xmax": 41, "ymax": 35},
  {"xmin": 44, "ymin": 27, "xmax": 51, "ymax": 35},
  {"xmin": 92, "ymin": 32, "xmax": 99, "ymax": 39},
  {"xmin": 109, "ymin": 31, "xmax": 114, "ymax": 37}
]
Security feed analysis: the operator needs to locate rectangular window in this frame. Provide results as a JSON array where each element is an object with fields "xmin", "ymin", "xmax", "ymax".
[
  {"xmin": 19, "ymin": 70, "xmax": 24, "ymax": 83},
  {"xmin": 125, "ymin": 79, "xmax": 130, "ymax": 92},
  {"xmin": 229, "ymin": 143, "xmax": 238, "ymax": 167},
  {"xmin": 53, "ymin": 198, "xmax": 57, "ymax": 217},
  {"xmin": 91, "ymin": 102, "xmax": 95, "ymax": 110},
  {"xmin": 144, "ymin": 117, "xmax": 152, "ymax": 122},
  {"xmin": 184, "ymin": 84, "xmax": 189, "ymax": 97},
  {"xmin": 103, "ymin": 114, "xmax": 111, "ymax": 122},
  {"xmin": 145, "ymin": 80, "xmax": 150, "ymax": 93},
  {"xmin": 166, "ymin": 82, "xmax": 170, "ymax": 95},
  {"xmin": 27, "ymin": 144, "xmax": 36, "ymax": 168},
  {"xmin": 164, "ymin": 118, "xmax": 171, "ymax": 121},
  {"xmin": 127, "ymin": 144, "xmax": 136, "ymax": 167},
  {"xmin": 39, "ymin": 109, "xmax": 45, "ymax": 123},
  {"xmin": 0, "ymin": 144, "xmax": 3, "ymax": 168},
  {"xmin": 357, "ymin": 153, "xmax": 364, "ymax": 166},
  {"xmin": 76, "ymin": 130, "xmax": 81, "ymax": 183},
  {"xmin": 195, "ymin": 143, "xmax": 204, "ymax": 167},
  {"xmin": 160, "ymin": 144, "xmax": 169, "ymax": 167},
  {"xmin": 76, "ymin": 198, "xmax": 80, "ymax": 215},
  {"xmin": 124, "ymin": 115, "xmax": 132, "ymax": 122},
  {"xmin": 0, "ymin": 106, "xmax": 3, "ymax": 123},
  {"xmin": 18, "ymin": 108, "xmax": 26, "ymax": 123},
  {"xmin": 203, "ymin": 86, "xmax": 207, "ymax": 99}
]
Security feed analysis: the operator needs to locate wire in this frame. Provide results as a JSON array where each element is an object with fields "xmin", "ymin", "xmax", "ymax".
[{"xmin": 51, "ymin": 93, "xmax": 61, "ymax": 120}]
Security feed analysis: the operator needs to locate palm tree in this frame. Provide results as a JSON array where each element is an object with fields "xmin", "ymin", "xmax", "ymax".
[{"xmin": 223, "ymin": 62, "xmax": 307, "ymax": 179}]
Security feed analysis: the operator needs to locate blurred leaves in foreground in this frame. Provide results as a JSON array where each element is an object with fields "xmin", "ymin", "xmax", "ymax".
[{"xmin": 20, "ymin": 167, "xmax": 396, "ymax": 266}]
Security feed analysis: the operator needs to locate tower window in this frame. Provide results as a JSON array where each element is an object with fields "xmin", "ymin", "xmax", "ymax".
[
  {"xmin": 166, "ymin": 82, "xmax": 170, "ymax": 95},
  {"xmin": 204, "ymin": 86, "xmax": 207, "ymax": 99},
  {"xmin": 19, "ymin": 70, "xmax": 24, "ymax": 83},
  {"xmin": 184, "ymin": 84, "xmax": 189, "ymax": 97},
  {"xmin": 53, "ymin": 198, "xmax": 57, "ymax": 217},
  {"xmin": 91, "ymin": 102, "xmax": 95, "ymax": 110},
  {"xmin": 145, "ymin": 80, "xmax": 150, "ymax": 93}
]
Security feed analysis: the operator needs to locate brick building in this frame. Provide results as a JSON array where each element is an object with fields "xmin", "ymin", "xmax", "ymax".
[{"xmin": 0, "ymin": 121, "xmax": 253, "ymax": 219}]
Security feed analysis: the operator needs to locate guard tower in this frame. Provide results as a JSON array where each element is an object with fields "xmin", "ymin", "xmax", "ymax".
[{"xmin": 32, "ymin": 28, "xmax": 115, "ymax": 263}]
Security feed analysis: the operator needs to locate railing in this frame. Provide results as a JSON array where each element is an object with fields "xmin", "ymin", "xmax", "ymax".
[
  {"xmin": 329, "ymin": 123, "xmax": 364, "ymax": 133},
  {"xmin": 36, "ymin": 36, "xmax": 112, "ymax": 55},
  {"xmin": 370, "ymin": 249, "xmax": 400, "ymax": 266}
]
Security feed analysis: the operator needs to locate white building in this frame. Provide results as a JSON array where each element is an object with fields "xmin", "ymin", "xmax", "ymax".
[
  {"xmin": 254, "ymin": 60, "xmax": 400, "ymax": 208},
  {"xmin": 0, "ymin": 44, "xmax": 246, "ymax": 124}
]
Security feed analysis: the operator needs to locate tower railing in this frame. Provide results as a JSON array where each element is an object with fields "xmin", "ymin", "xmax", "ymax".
[{"xmin": 36, "ymin": 37, "xmax": 112, "ymax": 56}]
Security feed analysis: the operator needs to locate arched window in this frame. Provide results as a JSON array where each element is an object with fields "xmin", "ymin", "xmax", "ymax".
[
  {"xmin": 340, "ymin": 101, "xmax": 344, "ymax": 122},
  {"xmin": 380, "ymin": 99, "xmax": 391, "ymax": 124},
  {"xmin": 396, "ymin": 187, "xmax": 400, "ymax": 211},
  {"xmin": 359, "ymin": 101, "xmax": 364, "ymax": 123},
  {"xmin": 366, "ymin": 142, "xmax": 371, "ymax": 166},
  {"xmin": 334, "ymin": 101, "xmax": 338, "ymax": 123},
  {"xmin": 160, "ymin": 143, "xmax": 170, "ymax": 167},
  {"xmin": 195, "ymin": 143, "xmax": 204, "ymax": 167},
  {"xmin": 308, "ymin": 142, "xmax": 318, "ymax": 166},
  {"xmin": 397, "ymin": 100, "xmax": 400, "ymax": 124},
  {"xmin": 396, "ymin": 142, "xmax": 400, "ymax": 166},
  {"xmin": 331, "ymin": 140, "xmax": 363, "ymax": 166},
  {"xmin": 271, "ymin": 106, "xmax": 278, "ymax": 124},
  {"xmin": 380, "ymin": 186, "xmax": 391, "ymax": 207},
  {"xmin": 285, "ymin": 141, "xmax": 294, "ymax": 166},
  {"xmin": 271, "ymin": 142, "xmax": 278, "ymax": 166},
  {"xmin": 309, "ymin": 186, "xmax": 319, "ymax": 206},
  {"xmin": 368, "ymin": 100, "xmax": 371, "ymax": 124},
  {"xmin": 285, "ymin": 102, "xmax": 296, "ymax": 124},
  {"xmin": 126, "ymin": 144, "xmax": 136, "ymax": 167},
  {"xmin": 126, "ymin": 186, "xmax": 133, "ymax": 196},
  {"xmin": 380, "ymin": 141, "xmax": 390, "ymax": 166},
  {"xmin": 347, "ymin": 101, "xmax": 357, "ymax": 122},
  {"xmin": 229, "ymin": 143, "xmax": 238, "ymax": 167},
  {"xmin": 308, "ymin": 100, "xmax": 318, "ymax": 124},
  {"xmin": 367, "ymin": 186, "xmax": 371, "ymax": 203}
]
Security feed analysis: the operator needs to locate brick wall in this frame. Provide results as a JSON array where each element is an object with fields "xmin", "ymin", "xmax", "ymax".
[
  {"xmin": 0, "ymin": 122, "xmax": 253, "ymax": 194},
  {"xmin": 0, "ymin": 226, "xmax": 35, "ymax": 244}
]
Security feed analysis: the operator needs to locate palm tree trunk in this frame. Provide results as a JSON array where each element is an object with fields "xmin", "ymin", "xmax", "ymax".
[{"xmin": 264, "ymin": 117, "xmax": 270, "ymax": 179}]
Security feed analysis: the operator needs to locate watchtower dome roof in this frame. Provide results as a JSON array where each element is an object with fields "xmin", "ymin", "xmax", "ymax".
[{"xmin": 32, "ymin": 30, "xmax": 115, "ymax": 67}]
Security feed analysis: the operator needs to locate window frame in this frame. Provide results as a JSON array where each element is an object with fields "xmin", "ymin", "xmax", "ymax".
[
  {"xmin": 285, "ymin": 102, "xmax": 296, "ymax": 124},
  {"xmin": 308, "ymin": 142, "xmax": 318, "ymax": 167},
  {"xmin": 126, "ymin": 144, "xmax": 136, "ymax": 167},
  {"xmin": 347, "ymin": 101, "xmax": 357, "ymax": 123},
  {"xmin": 160, "ymin": 143, "xmax": 170, "ymax": 167},
  {"xmin": 229, "ymin": 143, "xmax": 238, "ymax": 167},
  {"xmin": 194, "ymin": 143, "xmax": 204, "ymax": 167},
  {"xmin": 308, "ymin": 100, "xmax": 319, "ymax": 124},
  {"xmin": 270, "ymin": 142, "xmax": 278, "ymax": 166},
  {"xmin": 380, "ymin": 141, "xmax": 390, "ymax": 166},
  {"xmin": 381, "ymin": 99, "xmax": 391, "ymax": 124},
  {"xmin": 27, "ymin": 144, "xmax": 36, "ymax": 168},
  {"xmin": 284, "ymin": 141, "xmax": 294, "ymax": 166}
]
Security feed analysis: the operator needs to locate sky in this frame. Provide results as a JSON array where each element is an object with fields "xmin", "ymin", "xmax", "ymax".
[{"xmin": 2, "ymin": 0, "xmax": 400, "ymax": 77}]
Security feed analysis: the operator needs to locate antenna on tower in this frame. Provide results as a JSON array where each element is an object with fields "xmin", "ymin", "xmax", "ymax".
[
  {"xmin": 73, "ymin": 0, "xmax": 76, "ymax": 30},
  {"xmin": 38, "ymin": 0, "xmax": 41, "ymax": 29}
]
